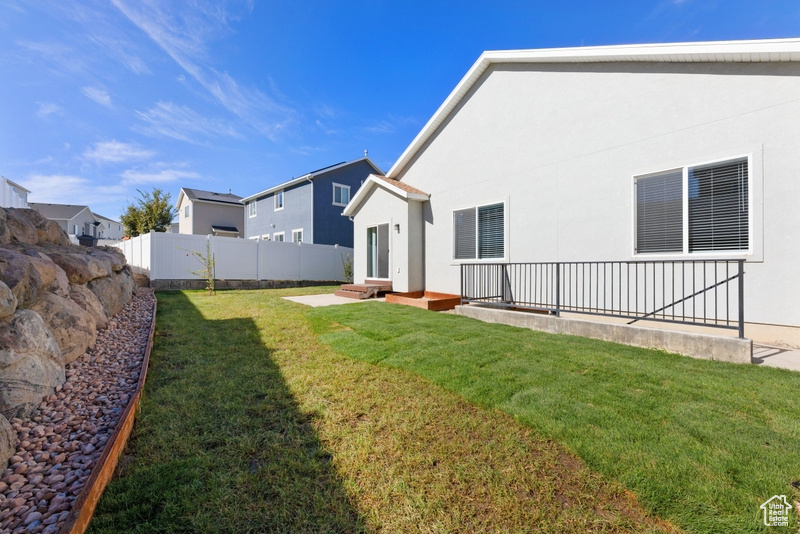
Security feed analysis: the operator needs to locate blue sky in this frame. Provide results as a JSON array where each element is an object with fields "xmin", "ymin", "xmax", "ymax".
[{"xmin": 1, "ymin": 1, "xmax": 798, "ymax": 222}]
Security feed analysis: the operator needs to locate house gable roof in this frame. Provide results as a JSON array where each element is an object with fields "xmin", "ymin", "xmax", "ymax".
[
  {"xmin": 240, "ymin": 157, "xmax": 384, "ymax": 203},
  {"xmin": 387, "ymin": 37, "xmax": 800, "ymax": 179},
  {"xmin": 178, "ymin": 188, "xmax": 243, "ymax": 207},
  {"xmin": 29, "ymin": 202, "xmax": 93, "ymax": 221},
  {"xmin": 93, "ymin": 213, "xmax": 120, "ymax": 224},
  {"xmin": 342, "ymin": 174, "xmax": 429, "ymax": 217}
]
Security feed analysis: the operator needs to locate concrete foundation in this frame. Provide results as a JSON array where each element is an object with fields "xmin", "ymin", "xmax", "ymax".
[
  {"xmin": 455, "ymin": 305, "xmax": 753, "ymax": 364},
  {"xmin": 149, "ymin": 279, "xmax": 340, "ymax": 291}
]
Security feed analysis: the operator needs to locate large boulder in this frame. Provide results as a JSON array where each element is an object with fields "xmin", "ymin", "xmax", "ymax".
[
  {"xmin": 48, "ymin": 251, "xmax": 111, "ymax": 284},
  {"xmin": 0, "ymin": 414, "xmax": 14, "ymax": 470},
  {"xmin": 88, "ymin": 265, "xmax": 135, "ymax": 317},
  {"xmin": 5, "ymin": 208, "xmax": 38, "ymax": 246},
  {"xmin": 18, "ymin": 249, "xmax": 69, "ymax": 297},
  {"xmin": 0, "ymin": 209, "xmax": 10, "ymax": 246},
  {"xmin": 0, "ymin": 247, "xmax": 42, "ymax": 307},
  {"xmin": 29, "ymin": 292, "xmax": 97, "ymax": 364},
  {"xmin": 0, "ymin": 280, "xmax": 17, "ymax": 319},
  {"xmin": 87, "ymin": 247, "xmax": 126, "ymax": 273},
  {"xmin": 69, "ymin": 283, "xmax": 108, "ymax": 329},
  {"xmin": 0, "ymin": 310, "xmax": 65, "ymax": 420},
  {"xmin": 11, "ymin": 209, "xmax": 68, "ymax": 246}
]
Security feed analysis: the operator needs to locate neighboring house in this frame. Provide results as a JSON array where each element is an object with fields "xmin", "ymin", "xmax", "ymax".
[
  {"xmin": 241, "ymin": 157, "xmax": 382, "ymax": 246},
  {"xmin": 94, "ymin": 213, "xmax": 125, "ymax": 240},
  {"xmin": 344, "ymin": 38, "xmax": 800, "ymax": 345},
  {"xmin": 29, "ymin": 202, "xmax": 99, "ymax": 238},
  {"xmin": 1, "ymin": 176, "xmax": 30, "ymax": 208},
  {"xmin": 176, "ymin": 188, "xmax": 244, "ymax": 238}
]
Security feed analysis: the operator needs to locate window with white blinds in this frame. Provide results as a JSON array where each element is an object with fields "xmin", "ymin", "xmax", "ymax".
[
  {"xmin": 635, "ymin": 157, "xmax": 749, "ymax": 255},
  {"xmin": 636, "ymin": 170, "xmax": 683, "ymax": 253},
  {"xmin": 453, "ymin": 202, "xmax": 504, "ymax": 260},
  {"xmin": 688, "ymin": 159, "xmax": 749, "ymax": 252}
]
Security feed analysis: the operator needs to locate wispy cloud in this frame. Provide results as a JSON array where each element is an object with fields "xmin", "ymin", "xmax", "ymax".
[
  {"xmin": 35, "ymin": 102, "xmax": 62, "ymax": 119},
  {"xmin": 134, "ymin": 101, "xmax": 242, "ymax": 142},
  {"xmin": 83, "ymin": 140, "xmax": 155, "ymax": 164},
  {"xmin": 121, "ymin": 167, "xmax": 200, "ymax": 185},
  {"xmin": 15, "ymin": 40, "xmax": 86, "ymax": 74},
  {"xmin": 111, "ymin": 0, "xmax": 294, "ymax": 138},
  {"xmin": 362, "ymin": 114, "xmax": 420, "ymax": 135},
  {"xmin": 88, "ymin": 35, "xmax": 151, "ymax": 75},
  {"xmin": 81, "ymin": 86, "xmax": 112, "ymax": 108},
  {"xmin": 22, "ymin": 173, "xmax": 127, "ymax": 207}
]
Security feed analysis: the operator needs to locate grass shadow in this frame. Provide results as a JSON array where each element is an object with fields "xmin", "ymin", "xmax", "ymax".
[{"xmin": 90, "ymin": 291, "xmax": 367, "ymax": 533}]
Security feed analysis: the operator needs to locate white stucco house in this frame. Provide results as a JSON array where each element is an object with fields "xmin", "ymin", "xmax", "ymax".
[
  {"xmin": 94, "ymin": 213, "xmax": 125, "ymax": 240},
  {"xmin": 344, "ymin": 38, "xmax": 800, "ymax": 348},
  {"xmin": 1, "ymin": 177, "xmax": 30, "ymax": 208}
]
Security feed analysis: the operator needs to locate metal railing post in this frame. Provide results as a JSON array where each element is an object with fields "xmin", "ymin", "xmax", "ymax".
[
  {"xmin": 555, "ymin": 263, "xmax": 561, "ymax": 316},
  {"xmin": 738, "ymin": 259, "xmax": 745, "ymax": 338}
]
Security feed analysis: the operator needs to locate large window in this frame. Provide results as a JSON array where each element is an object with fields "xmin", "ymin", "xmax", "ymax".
[
  {"xmin": 636, "ymin": 157, "xmax": 749, "ymax": 254},
  {"xmin": 453, "ymin": 202, "xmax": 505, "ymax": 260},
  {"xmin": 333, "ymin": 183, "xmax": 350, "ymax": 206}
]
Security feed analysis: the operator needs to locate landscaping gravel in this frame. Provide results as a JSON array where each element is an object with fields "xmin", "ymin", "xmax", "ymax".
[{"xmin": 0, "ymin": 288, "xmax": 155, "ymax": 534}]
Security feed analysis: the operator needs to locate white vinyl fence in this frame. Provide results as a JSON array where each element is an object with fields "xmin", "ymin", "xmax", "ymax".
[{"xmin": 116, "ymin": 231, "xmax": 352, "ymax": 282}]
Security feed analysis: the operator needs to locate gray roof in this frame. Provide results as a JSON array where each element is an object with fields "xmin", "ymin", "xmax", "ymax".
[
  {"xmin": 181, "ymin": 188, "xmax": 243, "ymax": 205},
  {"xmin": 241, "ymin": 157, "xmax": 383, "ymax": 203},
  {"xmin": 29, "ymin": 203, "xmax": 91, "ymax": 220},
  {"xmin": 93, "ymin": 213, "xmax": 120, "ymax": 224}
]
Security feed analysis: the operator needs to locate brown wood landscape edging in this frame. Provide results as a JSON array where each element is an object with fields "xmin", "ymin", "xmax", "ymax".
[
  {"xmin": 385, "ymin": 291, "xmax": 461, "ymax": 311},
  {"xmin": 59, "ymin": 294, "xmax": 158, "ymax": 534}
]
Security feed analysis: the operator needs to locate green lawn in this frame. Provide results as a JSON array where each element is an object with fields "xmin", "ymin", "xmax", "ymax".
[
  {"xmin": 90, "ymin": 289, "xmax": 674, "ymax": 533},
  {"xmin": 308, "ymin": 301, "xmax": 800, "ymax": 533}
]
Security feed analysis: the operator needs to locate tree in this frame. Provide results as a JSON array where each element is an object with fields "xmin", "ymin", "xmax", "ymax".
[{"xmin": 120, "ymin": 188, "xmax": 178, "ymax": 237}]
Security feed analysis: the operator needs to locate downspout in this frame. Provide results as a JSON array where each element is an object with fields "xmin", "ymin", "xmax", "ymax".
[{"xmin": 306, "ymin": 174, "xmax": 314, "ymax": 243}]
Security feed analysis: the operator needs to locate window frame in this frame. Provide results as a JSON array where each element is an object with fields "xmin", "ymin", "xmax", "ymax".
[
  {"xmin": 273, "ymin": 231, "xmax": 285, "ymax": 242},
  {"xmin": 274, "ymin": 190, "xmax": 284, "ymax": 211},
  {"xmin": 332, "ymin": 183, "xmax": 350, "ymax": 207},
  {"xmin": 292, "ymin": 228, "xmax": 303, "ymax": 243},
  {"xmin": 633, "ymin": 154, "xmax": 752, "ymax": 258},
  {"xmin": 451, "ymin": 200, "xmax": 507, "ymax": 263},
  {"xmin": 248, "ymin": 201, "xmax": 257, "ymax": 218},
  {"xmin": 184, "ymin": 205, "xmax": 190, "ymax": 218}
]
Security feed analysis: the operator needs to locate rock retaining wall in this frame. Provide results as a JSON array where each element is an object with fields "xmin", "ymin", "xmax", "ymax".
[{"xmin": 0, "ymin": 208, "xmax": 134, "ymax": 469}]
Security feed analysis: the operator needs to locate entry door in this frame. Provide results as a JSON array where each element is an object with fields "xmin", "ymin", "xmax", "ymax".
[{"xmin": 367, "ymin": 223, "xmax": 389, "ymax": 279}]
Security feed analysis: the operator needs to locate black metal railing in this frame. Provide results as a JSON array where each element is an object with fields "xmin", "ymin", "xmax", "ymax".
[{"xmin": 460, "ymin": 260, "xmax": 745, "ymax": 337}]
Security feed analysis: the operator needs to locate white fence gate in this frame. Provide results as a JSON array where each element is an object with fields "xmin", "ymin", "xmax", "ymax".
[{"xmin": 116, "ymin": 231, "xmax": 352, "ymax": 282}]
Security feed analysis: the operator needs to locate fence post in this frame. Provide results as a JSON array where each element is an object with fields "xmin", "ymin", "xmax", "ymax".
[
  {"xmin": 738, "ymin": 259, "xmax": 745, "ymax": 338},
  {"xmin": 554, "ymin": 263, "xmax": 561, "ymax": 317}
]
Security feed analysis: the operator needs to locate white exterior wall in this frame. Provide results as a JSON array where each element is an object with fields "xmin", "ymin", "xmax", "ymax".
[
  {"xmin": 395, "ymin": 62, "xmax": 800, "ymax": 327},
  {"xmin": 352, "ymin": 186, "xmax": 425, "ymax": 293},
  {"xmin": 1, "ymin": 178, "xmax": 28, "ymax": 208},
  {"xmin": 178, "ymin": 195, "xmax": 193, "ymax": 234}
]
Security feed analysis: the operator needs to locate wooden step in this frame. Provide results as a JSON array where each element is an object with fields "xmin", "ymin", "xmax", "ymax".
[{"xmin": 334, "ymin": 289, "xmax": 370, "ymax": 300}]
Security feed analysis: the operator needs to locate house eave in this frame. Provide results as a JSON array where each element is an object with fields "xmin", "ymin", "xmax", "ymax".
[
  {"xmin": 241, "ymin": 157, "xmax": 384, "ymax": 203},
  {"xmin": 386, "ymin": 37, "xmax": 800, "ymax": 179},
  {"xmin": 343, "ymin": 174, "xmax": 430, "ymax": 217}
]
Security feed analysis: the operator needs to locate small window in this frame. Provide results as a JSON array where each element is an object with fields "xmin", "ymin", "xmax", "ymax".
[
  {"xmin": 292, "ymin": 229, "xmax": 303, "ymax": 243},
  {"xmin": 274, "ymin": 191, "xmax": 284, "ymax": 211},
  {"xmin": 261, "ymin": 234, "xmax": 271, "ymax": 241},
  {"xmin": 273, "ymin": 232, "xmax": 285, "ymax": 242},
  {"xmin": 453, "ymin": 202, "xmax": 505, "ymax": 260},
  {"xmin": 184, "ymin": 205, "xmax": 190, "ymax": 218},
  {"xmin": 248, "ymin": 201, "xmax": 257, "ymax": 218},
  {"xmin": 333, "ymin": 183, "xmax": 350, "ymax": 206}
]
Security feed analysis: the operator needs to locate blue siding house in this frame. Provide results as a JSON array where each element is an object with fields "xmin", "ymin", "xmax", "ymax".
[{"xmin": 241, "ymin": 157, "xmax": 382, "ymax": 246}]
